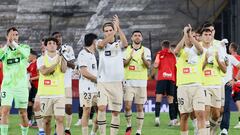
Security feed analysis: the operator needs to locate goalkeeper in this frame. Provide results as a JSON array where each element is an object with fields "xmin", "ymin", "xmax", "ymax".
[{"xmin": 0, "ymin": 27, "xmax": 30, "ymax": 135}]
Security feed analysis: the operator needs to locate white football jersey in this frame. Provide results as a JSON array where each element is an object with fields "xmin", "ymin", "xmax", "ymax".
[
  {"xmin": 77, "ymin": 49, "xmax": 97, "ymax": 93},
  {"xmin": 97, "ymin": 39, "xmax": 124, "ymax": 82}
]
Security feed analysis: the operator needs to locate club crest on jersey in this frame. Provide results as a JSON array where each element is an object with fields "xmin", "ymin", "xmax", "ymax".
[{"xmin": 115, "ymin": 43, "xmax": 119, "ymax": 48}]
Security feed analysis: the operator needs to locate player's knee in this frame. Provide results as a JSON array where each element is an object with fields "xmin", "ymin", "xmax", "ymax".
[
  {"xmin": 33, "ymin": 102, "xmax": 41, "ymax": 112},
  {"xmin": 1, "ymin": 107, "xmax": 10, "ymax": 116},
  {"xmin": 212, "ymin": 110, "xmax": 220, "ymax": 120},
  {"xmin": 28, "ymin": 101, "xmax": 33, "ymax": 106},
  {"xmin": 98, "ymin": 105, "xmax": 106, "ymax": 112},
  {"xmin": 112, "ymin": 111, "xmax": 119, "ymax": 116},
  {"xmin": 136, "ymin": 104, "xmax": 143, "ymax": 112},
  {"xmin": 19, "ymin": 109, "xmax": 27, "ymax": 116},
  {"xmin": 44, "ymin": 118, "xmax": 51, "ymax": 126},
  {"xmin": 125, "ymin": 105, "xmax": 131, "ymax": 112},
  {"xmin": 83, "ymin": 107, "xmax": 91, "ymax": 115},
  {"xmin": 156, "ymin": 94, "xmax": 162, "ymax": 102},
  {"xmin": 65, "ymin": 104, "xmax": 72, "ymax": 115},
  {"xmin": 167, "ymin": 96, "xmax": 174, "ymax": 103},
  {"xmin": 180, "ymin": 114, "xmax": 189, "ymax": 121},
  {"xmin": 55, "ymin": 116, "xmax": 64, "ymax": 123},
  {"xmin": 195, "ymin": 111, "xmax": 205, "ymax": 120}
]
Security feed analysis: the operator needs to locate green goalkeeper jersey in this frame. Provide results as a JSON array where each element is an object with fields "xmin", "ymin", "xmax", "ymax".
[{"xmin": 0, "ymin": 44, "xmax": 30, "ymax": 90}]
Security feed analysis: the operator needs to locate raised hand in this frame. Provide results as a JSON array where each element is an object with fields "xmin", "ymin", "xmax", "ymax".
[
  {"xmin": 113, "ymin": 15, "xmax": 120, "ymax": 32},
  {"xmin": 6, "ymin": 30, "xmax": 13, "ymax": 46}
]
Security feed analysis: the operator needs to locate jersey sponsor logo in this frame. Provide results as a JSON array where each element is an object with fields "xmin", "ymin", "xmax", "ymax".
[
  {"xmin": 129, "ymin": 65, "xmax": 136, "ymax": 70},
  {"xmin": 204, "ymin": 70, "xmax": 212, "ymax": 76},
  {"xmin": 44, "ymin": 80, "xmax": 51, "ymax": 85},
  {"xmin": 183, "ymin": 68, "xmax": 190, "ymax": 74},
  {"xmin": 7, "ymin": 57, "xmax": 20, "ymax": 64},
  {"xmin": 163, "ymin": 72, "xmax": 172, "ymax": 78}
]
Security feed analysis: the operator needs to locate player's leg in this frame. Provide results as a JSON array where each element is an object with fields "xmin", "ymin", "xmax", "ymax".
[
  {"xmin": 15, "ymin": 88, "xmax": 30, "ymax": 135},
  {"xmin": 19, "ymin": 108, "xmax": 30, "ymax": 135},
  {"xmin": 167, "ymin": 81, "xmax": 177, "ymax": 126},
  {"xmin": 97, "ymin": 83, "xmax": 108, "ymax": 135},
  {"xmin": 65, "ymin": 87, "xmax": 73, "ymax": 134},
  {"xmin": 209, "ymin": 87, "xmax": 221, "ymax": 135},
  {"xmin": 109, "ymin": 82, "xmax": 123, "ymax": 135},
  {"xmin": 90, "ymin": 97, "xmax": 98, "ymax": 135},
  {"xmin": 82, "ymin": 106, "xmax": 91, "ymax": 135},
  {"xmin": 0, "ymin": 89, "xmax": 13, "ymax": 135},
  {"xmin": 204, "ymin": 88, "xmax": 211, "ymax": 135},
  {"xmin": 177, "ymin": 86, "xmax": 193, "ymax": 135},
  {"xmin": 124, "ymin": 86, "xmax": 134, "ymax": 135},
  {"xmin": 192, "ymin": 86, "xmax": 206, "ymax": 135},
  {"xmin": 33, "ymin": 95, "xmax": 45, "ymax": 135},
  {"xmin": 155, "ymin": 80, "xmax": 166, "ymax": 126},
  {"xmin": 54, "ymin": 97, "xmax": 65, "ymax": 135},
  {"xmin": 74, "ymin": 106, "xmax": 83, "ymax": 126},
  {"xmin": 220, "ymin": 83, "xmax": 231, "ymax": 134}
]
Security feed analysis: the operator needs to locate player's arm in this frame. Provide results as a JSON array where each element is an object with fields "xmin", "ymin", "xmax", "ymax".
[
  {"xmin": 236, "ymin": 70, "xmax": 240, "ymax": 80},
  {"xmin": 60, "ymin": 56, "xmax": 67, "ymax": 73},
  {"xmin": 80, "ymin": 66, "xmax": 97, "ymax": 83},
  {"xmin": 202, "ymin": 53, "xmax": 208, "ymax": 70},
  {"xmin": 0, "ymin": 45, "xmax": 8, "ymax": 60},
  {"xmin": 215, "ymin": 53, "xmax": 226, "ymax": 73},
  {"xmin": 150, "ymin": 53, "xmax": 160, "ymax": 78},
  {"xmin": 97, "ymin": 32, "xmax": 116, "ymax": 49},
  {"xmin": 39, "ymin": 63, "xmax": 58, "ymax": 75},
  {"xmin": 231, "ymin": 56, "xmax": 240, "ymax": 80},
  {"xmin": 123, "ymin": 49, "xmax": 134, "ymax": 67},
  {"xmin": 11, "ymin": 41, "xmax": 30, "ymax": 59},
  {"xmin": 30, "ymin": 76, "xmax": 39, "ymax": 81},
  {"xmin": 141, "ymin": 50, "xmax": 151, "ymax": 69},
  {"xmin": 66, "ymin": 46, "xmax": 77, "ymax": 69},
  {"xmin": 39, "ymin": 56, "xmax": 60, "ymax": 75},
  {"xmin": 174, "ymin": 35, "xmax": 185, "ymax": 56},
  {"xmin": 113, "ymin": 15, "xmax": 128, "ymax": 48},
  {"xmin": 67, "ymin": 60, "xmax": 76, "ymax": 69},
  {"xmin": 189, "ymin": 33, "xmax": 203, "ymax": 55},
  {"xmin": 123, "ymin": 57, "xmax": 132, "ymax": 67},
  {"xmin": 174, "ymin": 26, "xmax": 189, "ymax": 55}
]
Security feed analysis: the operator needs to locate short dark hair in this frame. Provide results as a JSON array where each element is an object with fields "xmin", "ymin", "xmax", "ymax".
[
  {"xmin": 131, "ymin": 30, "xmax": 142, "ymax": 36},
  {"xmin": 161, "ymin": 40, "xmax": 170, "ymax": 48},
  {"xmin": 200, "ymin": 28, "xmax": 212, "ymax": 35},
  {"xmin": 7, "ymin": 27, "xmax": 18, "ymax": 35},
  {"xmin": 230, "ymin": 42, "xmax": 238, "ymax": 52},
  {"xmin": 84, "ymin": 33, "xmax": 98, "ymax": 47},
  {"xmin": 102, "ymin": 22, "xmax": 114, "ymax": 31},
  {"xmin": 51, "ymin": 31, "xmax": 61, "ymax": 37},
  {"xmin": 202, "ymin": 21, "xmax": 215, "ymax": 28},
  {"xmin": 170, "ymin": 44, "xmax": 177, "ymax": 49},
  {"xmin": 30, "ymin": 49, "xmax": 38, "ymax": 56},
  {"xmin": 194, "ymin": 28, "xmax": 202, "ymax": 34},
  {"xmin": 44, "ymin": 37, "xmax": 58, "ymax": 46}
]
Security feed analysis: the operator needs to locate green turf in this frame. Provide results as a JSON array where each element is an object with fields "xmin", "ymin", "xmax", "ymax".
[{"xmin": 6, "ymin": 112, "xmax": 240, "ymax": 134}]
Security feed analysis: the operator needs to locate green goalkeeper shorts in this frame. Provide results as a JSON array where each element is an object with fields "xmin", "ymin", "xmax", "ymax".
[{"xmin": 1, "ymin": 88, "xmax": 29, "ymax": 109}]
